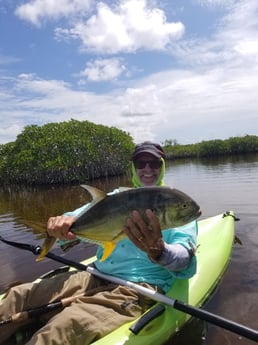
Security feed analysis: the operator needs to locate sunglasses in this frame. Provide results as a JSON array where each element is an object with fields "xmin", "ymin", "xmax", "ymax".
[{"xmin": 134, "ymin": 160, "xmax": 162, "ymax": 169}]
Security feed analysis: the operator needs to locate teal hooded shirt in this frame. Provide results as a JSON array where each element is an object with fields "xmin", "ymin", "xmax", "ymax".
[
  {"xmin": 94, "ymin": 221, "xmax": 197, "ymax": 292},
  {"xmin": 64, "ymin": 158, "xmax": 197, "ymax": 292}
]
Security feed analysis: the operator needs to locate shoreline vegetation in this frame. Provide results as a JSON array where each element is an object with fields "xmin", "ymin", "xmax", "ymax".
[
  {"xmin": 162, "ymin": 135, "xmax": 258, "ymax": 159},
  {"xmin": 0, "ymin": 119, "xmax": 258, "ymax": 185}
]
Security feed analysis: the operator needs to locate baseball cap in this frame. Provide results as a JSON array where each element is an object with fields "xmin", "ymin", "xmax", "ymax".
[{"xmin": 132, "ymin": 141, "xmax": 165, "ymax": 160}]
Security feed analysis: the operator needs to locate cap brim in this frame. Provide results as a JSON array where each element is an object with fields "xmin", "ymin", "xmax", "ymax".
[{"xmin": 133, "ymin": 149, "xmax": 162, "ymax": 160}]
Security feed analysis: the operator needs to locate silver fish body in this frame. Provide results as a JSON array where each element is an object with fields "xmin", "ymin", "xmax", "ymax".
[{"xmin": 37, "ymin": 185, "xmax": 201, "ymax": 262}]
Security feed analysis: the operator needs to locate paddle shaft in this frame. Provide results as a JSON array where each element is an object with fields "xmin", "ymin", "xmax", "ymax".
[
  {"xmin": 87, "ymin": 266, "xmax": 258, "ymax": 342},
  {"xmin": 1, "ymin": 237, "xmax": 258, "ymax": 342}
]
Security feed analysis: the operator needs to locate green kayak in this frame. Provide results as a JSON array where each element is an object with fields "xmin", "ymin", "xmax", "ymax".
[
  {"xmin": 0, "ymin": 211, "xmax": 235, "ymax": 344},
  {"xmin": 92, "ymin": 211, "xmax": 235, "ymax": 345}
]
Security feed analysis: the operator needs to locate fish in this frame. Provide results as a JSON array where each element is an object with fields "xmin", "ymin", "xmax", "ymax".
[{"xmin": 36, "ymin": 185, "xmax": 201, "ymax": 262}]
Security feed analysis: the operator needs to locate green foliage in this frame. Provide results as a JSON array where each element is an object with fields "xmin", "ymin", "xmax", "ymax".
[
  {"xmin": 1, "ymin": 123, "xmax": 258, "ymax": 185},
  {"xmin": 226, "ymin": 135, "xmax": 258, "ymax": 154},
  {"xmin": 164, "ymin": 135, "xmax": 258, "ymax": 159},
  {"xmin": 197, "ymin": 139, "xmax": 230, "ymax": 157},
  {"xmin": 0, "ymin": 142, "xmax": 16, "ymax": 178},
  {"xmin": 162, "ymin": 139, "xmax": 179, "ymax": 147},
  {"xmin": 0, "ymin": 119, "xmax": 134, "ymax": 185}
]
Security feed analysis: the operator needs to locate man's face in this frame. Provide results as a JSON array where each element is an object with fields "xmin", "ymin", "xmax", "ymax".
[{"xmin": 134, "ymin": 153, "xmax": 162, "ymax": 186}]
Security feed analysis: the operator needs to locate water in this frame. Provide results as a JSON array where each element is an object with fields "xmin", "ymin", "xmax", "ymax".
[
  {"xmin": 0, "ymin": 154, "xmax": 258, "ymax": 345},
  {"xmin": 164, "ymin": 155, "xmax": 258, "ymax": 345}
]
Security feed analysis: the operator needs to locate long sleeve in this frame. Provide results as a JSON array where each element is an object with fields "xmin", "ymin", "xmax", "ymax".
[
  {"xmin": 153, "ymin": 243, "xmax": 193, "ymax": 271},
  {"xmin": 148, "ymin": 220, "xmax": 197, "ymax": 273}
]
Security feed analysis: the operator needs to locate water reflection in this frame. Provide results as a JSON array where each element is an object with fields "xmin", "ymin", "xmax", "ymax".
[{"xmin": 0, "ymin": 174, "xmax": 131, "ymax": 226}]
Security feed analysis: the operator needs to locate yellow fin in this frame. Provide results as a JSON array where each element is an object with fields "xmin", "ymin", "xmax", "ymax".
[
  {"xmin": 36, "ymin": 235, "xmax": 56, "ymax": 262},
  {"xmin": 80, "ymin": 185, "xmax": 106, "ymax": 203},
  {"xmin": 99, "ymin": 241, "xmax": 117, "ymax": 262}
]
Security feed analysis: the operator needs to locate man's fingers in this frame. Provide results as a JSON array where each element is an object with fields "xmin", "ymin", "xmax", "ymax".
[
  {"xmin": 145, "ymin": 209, "xmax": 160, "ymax": 232},
  {"xmin": 47, "ymin": 215, "xmax": 76, "ymax": 240},
  {"xmin": 123, "ymin": 218, "xmax": 147, "ymax": 251}
]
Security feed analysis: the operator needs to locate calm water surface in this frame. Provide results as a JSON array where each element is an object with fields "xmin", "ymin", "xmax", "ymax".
[{"xmin": 0, "ymin": 154, "xmax": 258, "ymax": 345}]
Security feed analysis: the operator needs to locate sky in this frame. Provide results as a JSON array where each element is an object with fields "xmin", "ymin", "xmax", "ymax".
[{"xmin": 0, "ymin": 0, "xmax": 258, "ymax": 145}]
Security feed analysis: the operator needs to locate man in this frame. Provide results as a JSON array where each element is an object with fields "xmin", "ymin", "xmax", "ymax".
[{"xmin": 0, "ymin": 141, "xmax": 198, "ymax": 345}]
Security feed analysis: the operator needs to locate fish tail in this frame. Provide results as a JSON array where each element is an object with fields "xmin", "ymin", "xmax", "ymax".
[
  {"xmin": 99, "ymin": 242, "xmax": 117, "ymax": 262},
  {"xmin": 36, "ymin": 235, "xmax": 56, "ymax": 262}
]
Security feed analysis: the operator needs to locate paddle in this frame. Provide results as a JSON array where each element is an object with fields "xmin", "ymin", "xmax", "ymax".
[{"xmin": 1, "ymin": 236, "xmax": 258, "ymax": 342}]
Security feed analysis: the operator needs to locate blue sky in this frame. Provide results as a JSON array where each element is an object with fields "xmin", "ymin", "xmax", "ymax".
[{"xmin": 1, "ymin": 0, "xmax": 258, "ymax": 145}]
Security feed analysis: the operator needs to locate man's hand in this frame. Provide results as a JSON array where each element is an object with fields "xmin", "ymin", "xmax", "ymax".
[
  {"xmin": 124, "ymin": 209, "xmax": 165, "ymax": 261},
  {"xmin": 47, "ymin": 215, "xmax": 76, "ymax": 241}
]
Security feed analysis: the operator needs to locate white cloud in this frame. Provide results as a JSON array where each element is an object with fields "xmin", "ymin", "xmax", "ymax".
[
  {"xmin": 169, "ymin": 0, "xmax": 258, "ymax": 70},
  {"xmin": 15, "ymin": 0, "xmax": 92, "ymax": 27},
  {"xmin": 55, "ymin": 0, "xmax": 184, "ymax": 53},
  {"xmin": 16, "ymin": 73, "xmax": 71, "ymax": 95},
  {"xmin": 79, "ymin": 58, "xmax": 126, "ymax": 82},
  {"xmin": 121, "ymin": 84, "xmax": 160, "ymax": 116},
  {"xmin": 15, "ymin": 0, "xmax": 185, "ymax": 54},
  {"xmin": 2, "ymin": 0, "xmax": 258, "ymax": 145},
  {"xmin": 234, "ymin": 40, "xmax": 258, "ymax": 57},
  {"xmin": 0, "ymin": 124, "xmax": 23, "ymax": 144}
]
